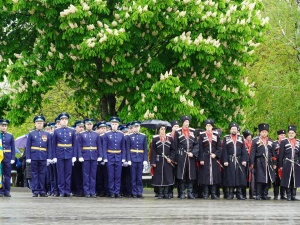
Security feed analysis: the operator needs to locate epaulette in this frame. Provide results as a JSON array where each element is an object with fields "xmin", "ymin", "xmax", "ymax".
[
  {"xmin": 224, "ymin": 134, "xmax": 230, "ymax": 137},
  {"xmin": 176, "ymin": 128, "xmax": 182, "ymax": 131},
  {"xmin": 166, "ymin": 133, "xmax": 172, "ymax": 137},
  {"xmin": 139, "ymin": 132, "xmax": 146, "ymax": 136},
  {"xmin": 200, "ymin": 131, "xmax": 206, "ymax": 135},
  {"xmin": 153, "ymin": 134, "xmax": 159, "ymax": 138},
  {"xmin": 79, "ymin": 131, "xmax": 85, "ymax": 133},
  {"xmin": 189, "ymin": 128, "xmax": 195, "ymax": 131},
  {"xmin": 252, "ymin": 136, "xmax": 259, "ymax": 141},
  {"xmin": 6, "ymin": 132, "xmax": 12, "ymax": 135},
  {"xmin": 100, "ymin": 133, "xmax": 105, "ymax": 136}
]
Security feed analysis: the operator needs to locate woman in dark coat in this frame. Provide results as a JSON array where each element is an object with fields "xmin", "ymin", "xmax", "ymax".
[
  {"xmin": 278, "ymin": 125, "xmax": 300, "ymax": 201},
  {"xmin": 150, "ymin": 123, "xmax": 175, "ymax": 199}
]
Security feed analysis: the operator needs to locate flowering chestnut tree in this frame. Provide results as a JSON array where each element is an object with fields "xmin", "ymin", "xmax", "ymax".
[{"xmin": 0, "ymin": 0, "xmax": 268, "ymax": 127}]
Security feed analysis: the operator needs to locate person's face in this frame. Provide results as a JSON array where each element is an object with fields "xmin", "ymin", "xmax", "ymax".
[
  {"xmin": 60, "ymin": 118, "xmax": 68, "ymax": 127},
  {"xmin": 98, "ymin": 127, "xmax": 106, "ymax": 134},
  {"xmin": 50, "ymin": 127, "xmax": 55, "ymax": 133},
  {"xmin": 230, "ymin": 127, "xmax": 238, "ymax": 135},
  {"xmin": 106, "ymin": 126, "xmax": 111, "ymax": 131},
  {"xmin": 182, "ymin": 120, "xmax": 189, "ymax": 128},
  {"xmin": 246, "ymin": 135, "xmax": 252, "ymax": 141},
  {"xmin": 0, "ymin": 124, "xmax": 8, "ymax": 132},
  {"xmin": 172, "ymin": 125, "xmax": 179, "ymax": 132},
  {"xmin": 35, "ymin": 121, "xmax": 44, "ymax": 130},
  {"xmin": 56, "ymin": 120, "xmax": 61, "ymax": 128},
  {"xmin": 206, "ymin": 124, "xmax": 213, "ymax": 131},
  {"xmin": 133, "ymin": 125, "xmax": 140, "ymax": 133},
  {"xmin": 111, "ymin": 122, "xmax": 119, "ymax": 130},
  {"xmin": 260, "ymin": 130, "xmax": 268, "ymax": 138},
  {"xmin": 159, "ymin": 126, "xmax": 166, "ymax": 135},
  {"xmin": 288, "ymin": 131, "xmax": 296, "ymax": 139},
  {"xmin": 85, "ymin": 122, "xmax": 93, "ymax": 131},
  {"xmin": 76, "ymin": 125, "xmax": 84, "ymax": 133},
  {"xmin": 278, "ymin": 133, "xmax": 286, "ymax": 141},
  {"xmin": 44, "ymin": 127, "xmax": 51, "ymax": 133}
]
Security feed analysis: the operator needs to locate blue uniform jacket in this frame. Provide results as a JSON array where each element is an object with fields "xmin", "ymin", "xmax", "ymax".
[
  {"xmin": 26, "ymin": 130, "xmax": 52, "ymax": 160},
  {"xmin": 77, "ymin": 131, "xmax": 102, "ymax": 160},
  {"xmin": 52, "ymin": 127, "xmax": 77, "ymax": 159},
  {"xmin": 2, "ymin": 132, "xmax": 15, "ymax": 163},
  {"xmin": 126, "ymin": 132, "xmax": 148, "ymax": 163},
  {"xmin": 102, "ymin": 131, "xmax": 126, "ymax": 162}
]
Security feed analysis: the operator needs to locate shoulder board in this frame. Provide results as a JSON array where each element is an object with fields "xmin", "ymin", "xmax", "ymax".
[
  {"xmin": 252, "ymin": 136, "xmax": 259, "ymax": 141},
  {"xmin": 189, "ymin": 128, "xmax": 195, "ymax": 131},
  {"xmin": 212, "ymin": 130, "xmax": 219, "ymax": 135},
  {"xmin": 200, "ymin": 131, "xmax": 206, "ymax": 135},
  {"xmin": 166, "ymin": 133, "xmax": 172, "ymax": 137},
  {"xmin": 176, "ymin": 128, "xmax": 182, "ymax": 131},
  {"xmin": 153, "ymin": 135, "xmax": 159, "ymax": 138},
  {"xmin": 139, "ymin": 132, "xmax": 146, "ymax": 136},
  {"xmin": 29, "ymin": 130, "xmax": 36, "ymax": 133},
  {"xmin": 224, "ymin": 134, "xmax": 230, "ymax": 137},
  {"xmin": 238, "ymin": 135, "xmax": 244, "ymax": 138},
  {"xmin": 79, "ymin": 131, "xmax": 85, "ymax": 134},
  {"xmin": 6, "ymin": 132, "xmax": 12, "ymax": 135}
]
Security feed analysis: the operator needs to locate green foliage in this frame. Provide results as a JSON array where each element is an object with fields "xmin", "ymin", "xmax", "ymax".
[
  {"xmin": 244, "ymin": 0, "xmax": 300, "ymax": 138},
  {"xmin": 0, "ymin": 0, "xmax": 268, "ymax": 130}
]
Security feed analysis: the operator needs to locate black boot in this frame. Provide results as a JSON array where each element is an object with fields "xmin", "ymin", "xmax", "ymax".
[
  {"xmin": 227, "ymin": 187, "xmax": 233, "ymax": 200},
  {"xmin": 287, "ymin": 187, "xmax": 292, "ymax": 201},
  {"xmin": 292, "ymin": 188, "xmax": 298, "ymax": 201},
  {"xmin": 256, "ymin": 183, "xmax": 262, "ymax": 200},
  {"xmin": 187, "ymin": 183, "xmax": 195, "ymax": 199},
  {"xmin": 158, "ymin": 186, "xmax": 164, "ymax": 199},
  {"xmin": 211, "ymin": 185, "xmax": 219, "ymax": 200},
  {"xmin": 273, "ymin": 184, "xmax": 279, "ymax": 200},
  {"xmin": 163, "ymin": 187, "xmax": 170, "ymax": 199},
  {"xmin": 223, "ymin": 186, "xmax": 228, "ymax": 199},
  {"xmin": 280, "ymin": 186, "xmax": 287, "ymax": 200},
  {"xmin": 203, "ymin": 185, "xmax": 209, "ymax": 199},
  {"xmin": 237, "ymin": 187, "xmax": 245, "ymax": 200},
  {"xmin": 262, "ymin": 184, "xmax": 270, "ymax": 200},
  {"xmin": 179, "ymin": 182, "xmax": 186, "ymax": 199}
]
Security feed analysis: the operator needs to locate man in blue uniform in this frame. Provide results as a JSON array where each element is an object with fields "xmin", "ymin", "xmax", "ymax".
[
  {"xmin": 102, "ymin": 117, "xmax": 126, "ymax": 198},
  {"xmin": 52, "ymin": 112, "xmax": 77, "ymax": 197},
  {"xmin": 0, "ymin": 119, "xmax": 15, "ymax": 197},
  {"xmin": 77, "ymin": 119, "xmax": 102, "ymax": 197},
  {"xmin": 26, "ymin": 115, "xmax": 52, "ymax": 197},
  {"xmin": 127, "ymin": 121, "xmax": 148, "ymax": 198},
  {"xmin": 95, "ymin": 121, "xmax": 109, "ymax": 197},
  {"xmin": 71, "ymin": 120, "xmax": 84, "ymax": 197}
]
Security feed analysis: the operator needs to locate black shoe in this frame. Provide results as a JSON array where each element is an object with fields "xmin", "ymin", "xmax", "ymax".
[
  {"xmin": 137, "ymin": 195, "xmax": 144, "ymax": 199},
  {"xmin": 115, "ymin": 194, "xmax": 122, "ymax": 198},
  {"xmin": 110, "ymin": 194, "xmax": 115, "ymax": 198},
  {"xmin": 54, "ymin": 194, "xmax": 60, "ymax": 197},
  {"xmin": 32, "ymin": 194, "xmax": 38, "ymax": 197},
  {"xmin": 158, "ymin": 195, "xmax": 163, "ymax": 199},
  {"xmin": 40, "ymin": 194, "xmax": 48, "ymax": 197},
  {"xmin": 65, "ymin": 194, "xmax": 71, "ymax": 197},
  {"xmin": 99, "ymin": 193, "xmax": 105, "ymax": 197},
  {"xmin": 132, "ymin": 195, "xmax": 137, "ymax": 198},
  {"xmin": 274, "ymin": 196, "xmax": 278, "ymax": 200},
  {"xmin": 59, "ymin": 194, "xmax": 64, "ymax": 197},
  {"xmin": 280, "ymin": 196, "xmax": 287, "ymax": 200},
  {"xmin": 179, "ymin": 194, "xmax": 185, "ymax": 199},
  {"xmin": 91, "ymin": 195, "xmax": 97, "ymax": 198},
  {"xmin": 4, "ymin": 194, "xmax": 11, "ymax": 197},
  {"xmin": 188, "ymin": 193, "xmax": 195, "ymax": 199},
  {"xmin": 0, "ymin": 194, "xmax": 3, "ymax": 197},
  {"xmin": 211, "ymin": 194, "xmax": 219, "ymax": 200},
  {"xmin": 85, "ymin": 195, "xmax": 90, "ymax": 198}
]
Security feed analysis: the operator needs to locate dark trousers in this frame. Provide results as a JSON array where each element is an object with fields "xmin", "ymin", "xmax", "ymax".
[
  {"xmin": 31, "ymin": 160, "xmax": 47, "ymax": 195},
  {"xmin": 82, "ymin": 160, "xmax": 97, "ymax": 196},
  {"xmin": 0, "ymin": 161, "xmax": 12, "ymax": 195},
  {"xmin": 121, "ymin": 166, "xmax": 131, "ymax": 196},
  {"xmin": 107, "ymin": 161, "xmax": 122, "ymax": 195},
  {"xmin": 96, "ymin": 163, "xmax": 108, "ymax": 195},
  {"xmin": 71, "ymin": 161, "xmax": 83, "ymax": 195},
  {"xmin": 57, "ymin": 158, "xmax": 72, "ymax": 195},
  {"xmin": 130, "ymin": 162, "xmax": 143, "ymax": 196},
  {"xmin": 50, "ymin": 164, "xmax": 59, "ymax": 195}
]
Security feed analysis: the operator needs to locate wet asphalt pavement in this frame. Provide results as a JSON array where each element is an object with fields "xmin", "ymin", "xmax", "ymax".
[{"xmin": 0, "ymin": 188, "xmax": 299, "ymax": 224}]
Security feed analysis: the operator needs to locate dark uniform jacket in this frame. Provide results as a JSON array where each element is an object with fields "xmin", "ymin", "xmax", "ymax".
[{"xmin": 26, "ymin": 130, "xmax": 51, "ymax": 160}]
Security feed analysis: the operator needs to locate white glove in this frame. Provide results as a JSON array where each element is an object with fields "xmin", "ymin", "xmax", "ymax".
[
  {"xmin": 224, "ymin": 162, "xmax": 229, "ymax": 167},
  {"xmin": 10, "ymin": 160, "xmax": 15, "ymax": 164},
  {"xmin": 52, "ymin": 158, "xmax": 57, "ymax": 163},
  {"xmin": 97, "ymin": 157, "xmax": 102, "ymax": 162},
  {"xmin": 72, "ymin": 157, "xmax": 76, "ymax": 163},
  {"xmin": 143, "ymin": 161, "xmax": 148, "ymax": 166},
  {"xmin": 128, "ymin": 161, "xmax": 132, "ymax": 166},
  {"xmin": 50, "ymin": 159, "xmax": 55, "ymax": 164},
  {"xmin": 122, "ymin": 159, "xmax": 125, "ymax": 163},
  {"xmin": 100, "ymin": 161, "xmax": 106, "ymax": 165},
  {"xmin": 79, "ymin": 157, "xmax": 84, "ymax": 162},
  {"xmin": 26, "ymin": 159, "xmax": 31, "ymax": 164},
  {"xmin": 103, "ymin": 159, "xmax": 108, "ymax": 162},
  {"xmin": 123, "ymin": 162, "xmax": 128, "ymax": 167},
  {"xmin": 47, "ymin": 159, "xmax": 52, "ymax": 166},
  {"xmin": 187, "ymin": 152, "xmax": 193, "ymax": 157}
]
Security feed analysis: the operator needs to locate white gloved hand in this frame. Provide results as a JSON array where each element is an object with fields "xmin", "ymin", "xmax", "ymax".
[
  {"xmin": 26, "ymin": 159, "xmax": 31, "ymax": 164},
  {"xmin": 97, "ymin": 157, "xmax": 102, "ymax": 162},
  {"xmin": 72, "ymin": 157, "xmax": 76, "ymax": 163},
  {"xmin": 122, "ymin": 159, "xmax": 125, "ymax": 163},
  {"xmin": 143, "ymin": 161, "xmax": 148, "ymax": 166},
  {"xmin": 224, "ymin": 162, "xmax": 229, "ymax": 167},
  {"xmin": 47, "ymin": 159, "xmax": 52, "ymax": 166},
  {"xmin": 128, "ymin": 161, "xmax": 132, "ymax": 166},
  {"xmin": 79, "ymin": 157, "xmax": 84, "ymax": 162},
  {"xmin": 50, "ymin": 159, "xmax": 55, "ymax": 164},
  {"xmin": 52, "ymin": 158, "xmax": 57, "ymax": 163},
  {"xmin": 10, "ymin": 160, "xmax": 15, "ymax": 164},
  {"xmin": 100, "ymin": 161, "xmax": 106, "ymax": 165},
  {"xmin": 103, "ymin": 159, "xmax": 108, "ymax": 163},
  {"xmin": 123, "ymin": 162, "xmax": 128, "ymax": 167},
  {"xmin": 187, "ymin": 152, "xmax": 193, "ymax": 157}
]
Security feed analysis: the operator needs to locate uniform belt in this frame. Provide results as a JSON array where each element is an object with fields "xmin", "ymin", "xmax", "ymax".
[
  {"xmin": 130, "ymin": 149, "xmax": 144, "ymax": 153},
  {"xmin": 57, "ymin": 144, "xmax": 72, "ymax": 147},
  {"xmin": 82, "ymin": 147, "xmax": 97, "ymax": 150},
  {"xmin": 3, "ymin": 149, "xmax": 11, "ymax": 153},
  {"xmin": 31, "ymin": 146, "xmax": 46, "ymax": 151},
  {"xmin": 107, "ymin": 150, "xmax": 121, "ymax": 153}
]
